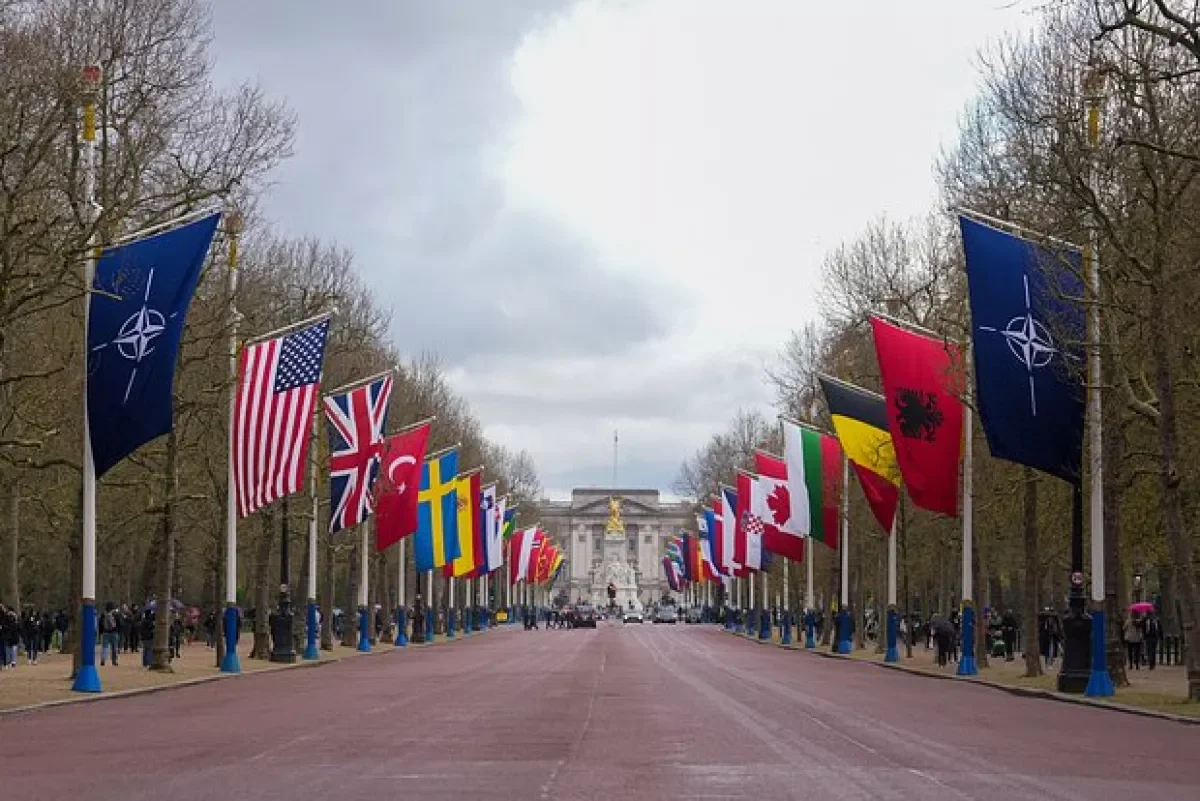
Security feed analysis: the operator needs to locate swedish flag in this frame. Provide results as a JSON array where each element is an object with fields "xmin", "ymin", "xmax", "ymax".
[{"xmin": 415, "ymin": 448, "xmax": 461, "ymax": 572}]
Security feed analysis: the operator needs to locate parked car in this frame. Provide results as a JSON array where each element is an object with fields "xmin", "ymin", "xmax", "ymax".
[
  {"xmin": 622, "ymin": 608, "xmax": 644, "ymax": 624},
  {"xmin": 653, "ymin": 606, "xmax": 678, "ymax": 624},
  {"xmin": 685, "ymin": 607, "xmax": 702, "ymax": 624},
  {"xmin": 574, "ymin": 604, "xmax": 597, "ymax": 628}
]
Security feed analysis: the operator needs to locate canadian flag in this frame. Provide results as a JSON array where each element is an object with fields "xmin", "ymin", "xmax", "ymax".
[{"xmin": 748, "ymin": 462, "xmax": 805, "ymax": 563}]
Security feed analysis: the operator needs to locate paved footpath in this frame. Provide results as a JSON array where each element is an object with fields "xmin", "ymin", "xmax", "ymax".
[{"xmin": 0, "ymin": 624, "xmax": 1196, "ymax": 801}]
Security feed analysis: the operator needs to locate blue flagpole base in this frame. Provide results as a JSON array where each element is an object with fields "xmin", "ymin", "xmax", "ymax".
[
  {"xmin": 836, "ymin": 609, "xmax": 852, "ymax": 654},
  {"xmin": 220, "ymin": 604, "xmax": 241, "ymax": 673},
  {"xmin": 356, "ymin": 606, "xmax": 372, "ymax": 652},
  {"xmin": 447, "ymin": 609, "xmax": 456, "ymax": 640},
  {"xmin": 303, "ymin": 600, "xmax": 319, "ymax": 660},
  {"xmin": 395, "ymin": 607, "xmax": 408, "ymax": 646},
  {"xmin": 71, "ymin": 600, "xmax": 101, "ymax": 693},
  {"xmin": 1085, "ymin": 609, "xmax": 1115, "ymax": 697},
  {"xmin": 885, "ymin": 607, "xmax": 899, "ymax": 663},
  {"xmin": 758, "ymin": 611, "xmax": 770, "ymax": 641},
  {"xmin": 805, "ymin": 612, "xmax": 816, "ymax": 649},
  {"xmin": 781, "ymin": 614, "xmax": 792, "ymax": 645},
  {"xmin": 957, "ymin": 602, "xmax": 978, "ymax": 676}
]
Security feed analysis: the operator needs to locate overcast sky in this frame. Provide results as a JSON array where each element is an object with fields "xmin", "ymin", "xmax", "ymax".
[{"xmin": 210, "ymin": 0, "xmax": 1033, "ymax": 500}]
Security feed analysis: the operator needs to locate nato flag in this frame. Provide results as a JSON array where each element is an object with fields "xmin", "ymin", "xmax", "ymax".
[
  {"xmin": 959, "ymin": 215, "xmax": 1084, "ymax": 482},
  {"xmin": 87, "ymin": 213, "xmax": 220, "ymax": 476}
]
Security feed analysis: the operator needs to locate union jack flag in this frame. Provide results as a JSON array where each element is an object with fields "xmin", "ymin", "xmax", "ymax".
[{"xmin": 323, "ymin": 373, "xmax": 393, "ymax": 533}]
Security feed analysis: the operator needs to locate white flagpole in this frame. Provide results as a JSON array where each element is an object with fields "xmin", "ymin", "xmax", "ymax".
[
  {"xmin": 394, "ymin": 538, "xmax": 407, "ymax": 646},
  {"xmin": 748, "ymin": 571, "xmax": 755, "ymax": 635},
  {"xmin": 303, "ymin": 398, "xmax": 319, "ymax": 660},
  {"xmin": 958, "ymin": 378, "xmax": 977, "ymax": 675},
  {"xmin": 837, "ymin": 453, "xmax": 851, "ymax": 653},
  {"xmin": 783, "ymin": 560, "xmax": 790, "ymax": 612},
  {"xmin": 1083, "ymin": 65, "xmax": 1112, "ymax": 696},
  {"xmin": 357, "ymin": 522, "xmax": 370, "ymax": 651},
  {"xmin": 448, "ymin": 575, "xmax": 456, "ymax": 638},
  {"xmin": 426, "ymin": 569, "xmax": 434, "ymax": 640},
  {"xmin": 216, "ymin": 209, "xmax": 242, "ymax": 675},
  {"xmin": 760, "ymin": 571, "xmax": 768, "ymax": 639},
  {"xmin": 805, "ymin": 542, "xmax": 814, "ymax": 610},
  {"xmin": 72, "ymin": 65, "xmax": 103, "ymax": 694}
]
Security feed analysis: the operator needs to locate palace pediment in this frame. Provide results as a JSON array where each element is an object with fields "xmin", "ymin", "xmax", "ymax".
[{"xmin": 573, "ymin": 495, "xmax": 661, "ymax": 517}]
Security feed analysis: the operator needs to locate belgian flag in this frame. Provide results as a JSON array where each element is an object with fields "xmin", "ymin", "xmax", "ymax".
[{"xmin": 818, "ymin": 376, "xmax": 900, "ymax": 535}]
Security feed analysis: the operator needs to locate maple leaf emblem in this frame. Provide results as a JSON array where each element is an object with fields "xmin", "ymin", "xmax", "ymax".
[{"xmin": 766, "ymin": 484, "xmax": 791, "ymax": 526}]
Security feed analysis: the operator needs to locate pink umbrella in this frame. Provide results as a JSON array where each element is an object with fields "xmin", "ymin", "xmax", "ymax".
[{"xmin": 1129, "ymin": 601, "xmax": 1155, "ymax": 614}]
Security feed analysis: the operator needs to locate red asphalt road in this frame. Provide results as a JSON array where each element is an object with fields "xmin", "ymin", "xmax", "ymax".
[{"xmin": 1, "ymin": 624, "xmax": 1196, "ymax": 800}]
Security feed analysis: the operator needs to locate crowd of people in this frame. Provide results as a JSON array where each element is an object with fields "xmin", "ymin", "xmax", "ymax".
[{"xmin": 0, "ymin": 605, "xmax": 67, "ymax": 669}]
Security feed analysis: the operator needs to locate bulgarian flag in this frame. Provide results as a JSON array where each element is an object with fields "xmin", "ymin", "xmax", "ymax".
[{"xmin": 782, "ymin": 418, "xmax": 843, "ymax": 549}]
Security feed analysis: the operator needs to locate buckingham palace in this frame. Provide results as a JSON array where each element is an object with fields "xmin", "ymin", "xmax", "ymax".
[{"xmin": 538, "ymin": 488, "xmax": 693, "ymax": 608}]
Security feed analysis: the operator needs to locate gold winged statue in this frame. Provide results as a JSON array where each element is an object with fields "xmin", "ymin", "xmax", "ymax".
[{"xmin": 604, "ymin": 496, "xmax": 625, "ymax": 538}]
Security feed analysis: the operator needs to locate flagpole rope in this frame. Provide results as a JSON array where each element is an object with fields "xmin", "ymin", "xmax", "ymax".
[
  {"xmin": 322, "ymin": 368, "xmax": 397, "ymax": 397},
  {"xmin": 243, "ymin": 311, "xmax": 334, "ymax": 347},
  {"xmin": 108, "ymin": 205, "xmax": 222, "ymax": 247},
  {"xmin": 954, "ymin": 207, "xmax": 1083, "ymax": 252}
]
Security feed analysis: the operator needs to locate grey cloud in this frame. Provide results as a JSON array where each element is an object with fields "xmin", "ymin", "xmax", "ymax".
[{"xmin": 210, "ymin": 1, "xmax": 670, "ymax": 366}]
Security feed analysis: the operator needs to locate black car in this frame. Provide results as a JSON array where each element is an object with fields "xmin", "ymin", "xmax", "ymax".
[{"xmin": 574, "ymin": 605, "xmax": 597, "ymax": 628}]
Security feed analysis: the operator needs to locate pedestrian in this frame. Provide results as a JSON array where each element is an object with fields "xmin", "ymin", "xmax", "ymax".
[
  {"xmin": 1123, "ymin": 613, "xmax": 1143, "ymax": 670},
  {"xmin": 123, "ymin": 605, "xmax": 137, "ymax": 653},
  {"xmin": 170, "ymin": 613, "xmax": 183, "ymax": 659},
  {"xmin": 932, "ymin": 616, "xmax": 952, "ymax": 667},
  {"xmin": 40, "ymin": 610, "xmax": 54, "ymax": 654},
  {"xmin": 22, "ymin": 608, "xmax": 41, "ymax": 665},
  {"xmin": 99, "ymin": 601, "xmax": 120, "ymax": 666},
  {"xmin": 140, "ymin": 607, "xmax": 156, "ymax": 668},
  {"xmin": 2, "ymin": 605, "xmax": 18, "ymax": 669},
  {"xmin": 1001, "ymin": 609, "xmax": 1017, "ymax": 662},
  {"xmin": 1143, "ymin": 611, "xmax": 1162, "ymax": 671},
  {"xmin": 54, "ymin": 609, "xmax": 68, "ymax": 651},
  {"xmin": 0, "ymin": 604, "xmax": 12, "ymax": 669}
]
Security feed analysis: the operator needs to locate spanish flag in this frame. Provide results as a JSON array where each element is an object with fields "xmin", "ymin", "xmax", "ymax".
[
  {"xmin": 445, "ymin": 468, "xmax": 481, "ymax": 578},
  {"xmin": 414, "ymin": 447, "xmax": 461, "ymax": 571},
  {"xmin": 818, "ymin": 376, "xmax": 900, "ymax": 535}
]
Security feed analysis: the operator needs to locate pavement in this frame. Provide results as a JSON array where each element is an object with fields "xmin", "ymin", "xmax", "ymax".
[{"xmin": 0, "ymin": 623, "xmax": 1196, "ymax": 801}]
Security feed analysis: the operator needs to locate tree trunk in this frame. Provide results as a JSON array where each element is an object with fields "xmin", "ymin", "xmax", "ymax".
[
  {"xmin": 150, "ymin": 430, "xmax": 179, "ymax": 672},
  {"xmin": 1021, "ymin": 468, "xmax": 1042, "ymax": 678},
  {"xmin": 297, "ymin": 516, "xmax": 311, "ymax": 653},
  {"xmin": 852, "ymin": 540, "xmax": 864, "ymax": 651},
  {"xmin": 342, "ymin": 536, "xmax": 358, "ymax": 647},
  {"xmin": 1149, "ymin": 284, "xmax": 1200, "ymax": 700},
  {"xmin": 250, "ymin": 509, "xmax": 273, "ymax": 659},
  {"xmin": 821, "ymin": 547, "xmax": 836, "ymax": 645},
  {"xmin": 139, "ymin": 518, "xmax": 167, "ymax": 607},
  {"xmin": 68, "ymin": 526, "xmax": 81, "ymax": 673},
  {"xmin": 2, "ymin": 486, "xmax": 20, "ymax": 610},
  {"xmin": 379, "ymin": 551, "xmax": 393, "ymax": 642},
  {"xmin": 901, "ymin": 498, "xmax": 912, "ymax": 658},
  {"xmin": 974, "ymin": 529, "xmax": 988, "ymax": 669},
  {"xmin": 320, "ymin": 529, "xmax": 334, "ymax": 650}
]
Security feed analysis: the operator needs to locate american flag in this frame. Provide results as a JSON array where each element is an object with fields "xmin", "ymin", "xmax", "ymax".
[
  {"xmin": 323, "ymin": 373, "xmax": 392, "ymax": 533},
  {"xmin": 233, "ymin": 318, "xmax": 330, "ymax": 519}
]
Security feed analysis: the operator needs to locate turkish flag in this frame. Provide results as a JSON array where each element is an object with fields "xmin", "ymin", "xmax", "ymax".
[
  {"xmin": 373, "ymin": 422, "xmax": 431, "ymax": 551},
  {"xmin": 870, "ymin": 316, "xmax": 964, "ymax": 517}
]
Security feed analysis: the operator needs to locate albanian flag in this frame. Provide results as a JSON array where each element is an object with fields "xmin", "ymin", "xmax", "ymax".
[{"xmin": 870, "ymin": 316, "xmax": 964, "ymax": 517}]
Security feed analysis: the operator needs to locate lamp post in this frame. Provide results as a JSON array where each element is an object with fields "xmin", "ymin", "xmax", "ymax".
[{"xmin": 269, "ymin": 502, "xmax": 296, "ymax": 663}]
